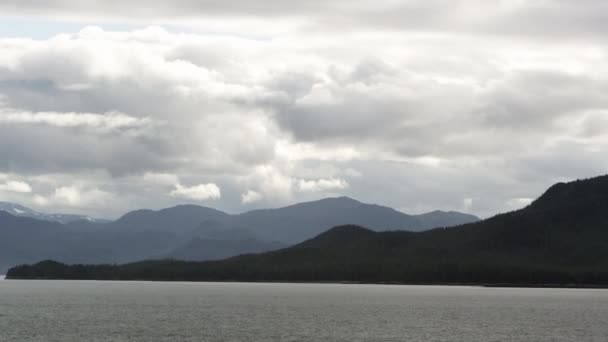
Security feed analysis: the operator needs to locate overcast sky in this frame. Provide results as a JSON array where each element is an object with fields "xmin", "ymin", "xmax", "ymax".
[{"xmin": 0, "ymin": 0, "xmax": 607, "ymax": 219}]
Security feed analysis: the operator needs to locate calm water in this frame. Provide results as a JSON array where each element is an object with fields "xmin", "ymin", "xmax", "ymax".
[{"xmin": 1, "ymin": 280, "xmax": 607, "ymax": 342}]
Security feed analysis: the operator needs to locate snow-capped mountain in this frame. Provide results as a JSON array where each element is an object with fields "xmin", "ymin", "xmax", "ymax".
[{"xmin": 0, "ymin": 202, "xmax": 109, "ymax": 224}]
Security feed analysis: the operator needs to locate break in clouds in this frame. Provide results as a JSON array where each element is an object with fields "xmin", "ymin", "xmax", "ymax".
[{"xmin": 1, "ymin": 0, "xmax": 608, "ymax": 218}]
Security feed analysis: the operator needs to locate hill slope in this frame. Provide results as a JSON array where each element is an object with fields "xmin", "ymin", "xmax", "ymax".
[{"xmin": 9, "ymin": 175, "xmax": 608, "ymax": 285}]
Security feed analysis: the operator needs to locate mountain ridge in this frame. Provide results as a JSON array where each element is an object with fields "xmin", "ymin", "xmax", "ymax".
[
  {"xmin": 10, "ymin": 175, "xmax": 608, "ymax": 285},
  {"xmin": 0, "ymin": 196, "xmax": 478, "ymax": 272},
  {"xmin": 0, "ymin": 201, "xmax": 109, "ymax": 224}
]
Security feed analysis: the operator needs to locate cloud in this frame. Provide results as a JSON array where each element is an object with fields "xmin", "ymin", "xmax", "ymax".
[
  {"xmin": 506, "ymin": 197, "xmax": 534, "ymax": 209},
  {"xmin": 0, "ymin": 5, "xmax": 607, "ymax": 219},
  {"xmin": 463, "ymin": 198, "xmax": 474, "ymax": 213},
  {"xmin": 241, "ymin": 190, "xmax": 262, "ymax": 204},
  {"xmin": 240, "ymin": 165, "xmax": 295, "ymax": 201},
  {"xmin": 53, "ymin": 185, "xmax": 113, "ymax": 206},
  {"xmin": 3, "ymin": 1, "xmax": 608, "ymax": 41},
  {"xmin": 32, "ymin": 194, "xmax": 49, "ymax": 206},
  {"xmin": 170, "ymin": 183, "xmax": 221, "ymax": 201},
  {"xmin": 0, "ymin": 180, "xmax": 32, "ymax": 193},
  {"xmin": 142, "ymin": 172, "xmax": 179, "ymax": 186},
  {"xmin": 0, "ymin": 108, "xmax": 154, "ymax": 133},
  {"xmin": 298, "ymin": 178, "xmax": 349, "ymax": 193},
  {"xmin": 54, "ymin": 186, "xmax": 81, "ymax": 204}
]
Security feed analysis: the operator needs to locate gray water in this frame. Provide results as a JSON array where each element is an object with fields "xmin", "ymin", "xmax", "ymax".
[{"xmin": 1, "ymin": 281, "xmax": 607, "ymax": 342}]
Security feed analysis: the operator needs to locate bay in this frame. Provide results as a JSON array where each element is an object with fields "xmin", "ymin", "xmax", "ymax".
[{"xmin": 1, "ymin": 280, "xmax": 607, "ymax": 342}]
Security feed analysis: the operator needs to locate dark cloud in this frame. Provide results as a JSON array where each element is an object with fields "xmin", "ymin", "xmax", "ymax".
[{"xmin": 0, "ymin": 124, "xmax": 168, "ymax": 176}]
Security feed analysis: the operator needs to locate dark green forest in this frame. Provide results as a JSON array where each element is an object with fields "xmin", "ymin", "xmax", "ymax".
[{"xmin": 8, "ymin": 175, "xmax": 608, "ymax": 286}]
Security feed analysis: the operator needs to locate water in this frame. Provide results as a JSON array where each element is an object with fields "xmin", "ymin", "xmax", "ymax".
[{"xmin": 1, "ymin": 281, "xmax": 607, "ymax": 342}]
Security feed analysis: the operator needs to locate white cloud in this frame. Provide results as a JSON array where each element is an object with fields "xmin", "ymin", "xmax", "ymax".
[
  {"xmin": 170, "ymin": 183, "xmax": 221, "ymax": 201},
  {"xmin": 0, "ymin": 180, "xmax": 32, "ymax": 193},
  {"xmin": 240, "ymin": 165, "xmax": 295, "ymax": 201},
  {"xmin": 275, "ymin": 140, "xmax": 361, "ymax": 162},
  {"xmin": 0, "ymin": 108, "xmax": 154, "ymax": 133},
  {"xmin": 506, "ymin": 197, "xmax": 534, "ymax": 209},
  {"xmin": 463, "ymin": 198, "xmax": 474, "ymax": 212},
  {"xmin": 32, "ymin": 194, "xmax": 49, "ymax": 206},
  {"xmin": 53, "ymin": 185, "xmax": 114, "ymax": 206},
  {"xmin": 298, "ymin": 178, "xmax": 349, "ymax": 193},
  {"xmin": 241, "ymin": 190, "xmax": 263, "ymax": 204},
  {"xmin": 54, "ymin": 186, "xmax": 80, "ymax": 205}
]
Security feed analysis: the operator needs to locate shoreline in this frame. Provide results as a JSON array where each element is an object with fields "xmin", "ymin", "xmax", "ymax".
[{"xmin": 5, "ymin": 277, "xmax": 608, "ymax": 289}]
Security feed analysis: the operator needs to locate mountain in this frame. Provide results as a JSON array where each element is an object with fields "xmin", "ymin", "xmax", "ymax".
[
  {"xmin": 50, "ymin": 196, "xmax": 475, "ymax": 242},
  {"xmin": 0, "ymin": 202, "xmax": 108, "ymax": 224},
  {"xmin": 231, "ymin": 197, "xmax": 421, "ymax": 243},
  {"xmin": 414, "ymin": 210, "xmax": 481, "ymax": 230},
  {"xmin": 11, "ymin": 175, "xmax": 608, "ymax": 285},
  {"xmin": 0, "ymin": 211, "xmax": 178, "ymax": 272},
  {"xmin": 0, "ymin": 211, "xmax": 67, "ymax": 273},
  {"xmin": 217, "ymin": 197, "xmax": 478, "ymax": 243},
  {"xmin": 112, "ymin": 205, "xmax": 230, "ymax": 234},
  {"xmin": 167, "ymin": 237, "xmax": 285, "ymax": 261},
  {"xmin": 0, "ymin": 197, "xmax": 477, "ymax": 273},
  {"xmin": 108, "ymin": 197, "xmax": 478, "ymax": 243}
]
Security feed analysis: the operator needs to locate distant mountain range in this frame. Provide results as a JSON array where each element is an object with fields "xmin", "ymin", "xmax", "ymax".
[
  {"xmin": 0, "ymin": 202, "xmax": 109, "ymax": 224},
  {"xmin": 111, "ymin": 197, "xmax": 479, "ymax": 243},
  {"xmin": 11, "ymin": 175, "xmax": 608, "ymax": 286},
  {"xmin": 0, "ymin": 197, "xmax": 478, "ymax": 272}
]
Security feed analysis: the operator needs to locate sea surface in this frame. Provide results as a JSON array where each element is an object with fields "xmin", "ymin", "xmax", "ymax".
[{"xmin": 1, "ymin": 280, "xmax": 607, "ymax": 342}]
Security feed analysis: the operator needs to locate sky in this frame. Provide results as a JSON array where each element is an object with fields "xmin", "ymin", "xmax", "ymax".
[{"xmin": 0, "ymin": 0, "xmax": 607, "ymax": 219}]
